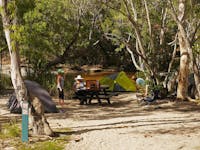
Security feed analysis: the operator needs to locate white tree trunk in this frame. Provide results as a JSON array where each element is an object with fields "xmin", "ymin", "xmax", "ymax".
[
  {"xmin": 176, "ymin": 33, "xmax": 189, "ymax": 99},
  {"xmin": 0, "ymin": 0, "xmax": 27, "ymax": 103},
  {"xmin": 176, "ymin": 0, "xmax": 189, "ymax": 100},
  {"xmin": 0, "ymin": 0, "xmax": 53, "ymax": 136},
  {"xmin": 29, "ymin": 96, "xmax": 53, "ymax": 136},
  {"xmin": 143, "ymin": 0, "xmax": 155, "ymax": 51},
  {"xmin": 169, "ymin": 0, "xmax": 200, "ymax": 99}
]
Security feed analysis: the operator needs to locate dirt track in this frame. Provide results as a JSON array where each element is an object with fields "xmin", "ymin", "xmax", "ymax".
[
  {"xmin": 50, "ymin": 93, "xmax": 200, "ymax": 150},
  {"xmin": 1, "ymin": 93, "xmax": 200, "ymax": 150}
]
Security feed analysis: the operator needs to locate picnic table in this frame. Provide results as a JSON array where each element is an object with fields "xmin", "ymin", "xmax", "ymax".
[
  {"xmin": 87, "ymin": 84, "xmax": 111, "ymax": 104},
  {"xmin": 74, "ymin": 80, "xmax": 117, "ymax": 105}
]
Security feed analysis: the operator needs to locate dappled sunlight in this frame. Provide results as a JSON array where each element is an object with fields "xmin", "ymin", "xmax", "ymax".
[
  {"xmin": 46, "ymin": 93, "xmax": 200, "ymax": 123},
  {"xmin": 1, "ymin": 92, "xmax": 200, "ymax": 150}
]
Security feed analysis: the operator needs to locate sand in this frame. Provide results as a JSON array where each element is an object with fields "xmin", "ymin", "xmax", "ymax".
[{"xmin": 1, "ymin": 93, "xmax": 200, "ymax": 150}]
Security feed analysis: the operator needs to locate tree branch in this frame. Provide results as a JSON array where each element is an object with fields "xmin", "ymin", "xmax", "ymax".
[
  {"xmin": 191, "ymin": 21, "xmax": 200, "ymax": 45},
  {"xmin": 46, "ymin": 19, "xmax": 81, "ymax": 68}
]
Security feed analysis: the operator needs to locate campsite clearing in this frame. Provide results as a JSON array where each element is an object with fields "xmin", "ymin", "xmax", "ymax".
[{"xmin": 1, "ymin": 93, "xmax": 200, "ymax": 150}]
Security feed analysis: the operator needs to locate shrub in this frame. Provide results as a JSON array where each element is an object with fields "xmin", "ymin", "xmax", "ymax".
[
  {"xmin": 26, "ymin": 71, "xmax": 76, "ymax": 98},
  {"xmin": 0, "ymin": 73, "xmax": 12, "ymax": 90},
  {"xmin": 0, "ymin": 122, "xmax": 21, "ymax": 138}
]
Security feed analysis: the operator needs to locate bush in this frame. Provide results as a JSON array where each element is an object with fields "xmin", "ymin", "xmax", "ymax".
[
  {"xmin": 0, "ymin": 73, "xmax": 12, "ymax": 90},
  {"xmin": 0, "ymin": 122, "xmax": 21, "ymax": 139},
  {"xmin": 17, "ymin": 141, "xmax": 64, "ymax": 150},
  {"xmin": 17, "ymin": 136, "xmax": 69, "ymax": 150},
  {"xmin": 26, "ymin": 71, "xmax": 76, "ymax": 98}
]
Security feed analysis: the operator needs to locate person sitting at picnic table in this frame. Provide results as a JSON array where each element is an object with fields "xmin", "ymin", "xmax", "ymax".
[
  {"xmin": 135, "ymin": 77, "xmax": 148, "ymax": 96},
  {"xmin": 73, "ymin": 75, "xmax": 87, "ymax": 105}
]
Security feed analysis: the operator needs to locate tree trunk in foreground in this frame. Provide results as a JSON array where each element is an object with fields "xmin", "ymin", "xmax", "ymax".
[
  {"xmin": 0, "ymin": 0, "xmax": 53, "ymax": 136},
  {"xmin": 176, "ymin": 0, "xmax": 189, "ymax": 100},
  {"xmin": 171, "ymin": 0, "xmax": 200, "ymax": 100},
  {"xmin": 176, "ymin": 35, "xmax": 189, "ymax": 100},
  {"xmin": 29, "ymin": 95, "xmax": 53, "ymax": 136},
  {"xmin": 0, "ymin": 0, "xmax": 27, "ymax": 104}
]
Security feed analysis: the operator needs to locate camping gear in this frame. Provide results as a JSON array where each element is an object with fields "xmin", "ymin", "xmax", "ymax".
[
  {"xmin": 7, "ymin": 80, "xmax": 58, "ymax": 113},
  {"xmin": 136, "ymin": 78, "xmax": 145, "ymax": 86},
  {"xmin": 7, "ymin": 93, "xmax": 22, "ymax": 113},
  {"xmin": 99, "ymin": 71, "xmax": 136, "ymax": 92}
]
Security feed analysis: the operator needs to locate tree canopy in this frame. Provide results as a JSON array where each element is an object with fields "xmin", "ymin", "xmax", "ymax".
[{"xmin": 0, "ymin": 0, "xmax": 200, "ymax": 99}]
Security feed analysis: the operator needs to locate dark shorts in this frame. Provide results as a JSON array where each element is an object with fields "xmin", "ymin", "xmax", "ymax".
[
  {"xmin": 75, "ymin": 90, "xmax": 87, "ymax": 105},
  {"xmin": 58, "ymin": 89, "xmax": 64, "ymax": 99}
]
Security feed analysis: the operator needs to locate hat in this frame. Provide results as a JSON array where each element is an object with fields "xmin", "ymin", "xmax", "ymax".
[
  {"xmin": 57, "ymin": 69, "xmax": 64, "ymax": 74},
  {"xmin": 75, "ymin": 75, "xmax": 84, "ymax": 80}
]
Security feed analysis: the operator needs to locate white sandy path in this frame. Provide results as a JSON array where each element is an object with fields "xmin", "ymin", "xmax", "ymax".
[
  {"xmin": 49, "ymin": 112, "xmax": 200, "ymax": 150},
  {"xmin": 49, "ymin": 93, "xmax": 200, "ymax": 150}
]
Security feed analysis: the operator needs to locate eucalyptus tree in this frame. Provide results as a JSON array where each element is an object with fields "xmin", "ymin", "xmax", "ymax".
[
  {"xmin": 101, "ymin": 0, "xmax": 177, "ymax": 88},
  {"xmin": 168, "ymin": 0, "xmax": 200, "ymax": 100},
  {"xmin": 0, "ymin": 0, "xmax": 53, "ymax": 136},
  {"xmin": 0, "ymin": 21, "xmax": 7, "ymax": 52},
  {"xmin": 19, "ymin": 0, "xmax": 106, "ymax": 69},
  {"xmin": 0, "ymin": 0, "xmax": 28, "ymax": 106},
  {"xmin": 100, "ymin": 0, "xmax": 200, "ymax": 99}
]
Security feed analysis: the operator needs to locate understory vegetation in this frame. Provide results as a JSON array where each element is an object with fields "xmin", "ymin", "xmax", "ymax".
[{"xmin": 0, "ymin": 121, "xmax": 70, "ymax": 150}]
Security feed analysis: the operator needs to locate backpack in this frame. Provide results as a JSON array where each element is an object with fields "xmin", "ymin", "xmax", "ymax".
[{"xmin": 7, "ymin": 94, "xmax": 22, "ymax": 114}]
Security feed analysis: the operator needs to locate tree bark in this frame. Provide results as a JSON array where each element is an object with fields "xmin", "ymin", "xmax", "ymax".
[
  {"xmin": 0, "ymin": 0, "xmax": 53, "ymax": 136},
  {"xmin": 29, "ymin": 95, "xmax": 53, "ymax": 136},
  {"xmin": 143, "ymin": 0, "xmax": 155, "ymax": 52},
  {"xmin": 163, "ymin": 34, "xmax": 178, "ymax": 90},
  {"xmin": 125, "ymin": 45, "xmax": 144, "ymax": 72},
  {"xmin": 159, "ymin": 6, "xmax": 167, "ymax": 47},
  {"xmin": 123, "ymin": 0, "xmax": 159, "ymax": 84},
  {"xmin": 176, "ymin": 33, "xmax": 189, "ymax": 99},
  {"xmin": 169, "ymin": 0, "xmax": 200, "ymax": 99},
  {"xmin": 46, "ymin": 18, "xmax": 81, "ymax": 68},
  {"xmin": 170, "ymin": 0, "xmax": 189, "ymax": 100},
  {"xmin": 0, "ymin": 0, "xmax": 27, "ymax": 104}
]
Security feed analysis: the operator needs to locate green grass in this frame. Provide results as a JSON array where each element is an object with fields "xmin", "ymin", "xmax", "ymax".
[
  {"xmin": 15, "ymin": 135, "xmax": 70, "ymax": 150},
  {"xmin": 17, "ymin": 140, "xmax": 66, "ymax": 150},
  {"xmin": 0, "ymin": 123, "xmax": 21, "ymax": 139},
  {"xmin": 0, "ymin": 123, "xmax": 71, "ymax": 150}
]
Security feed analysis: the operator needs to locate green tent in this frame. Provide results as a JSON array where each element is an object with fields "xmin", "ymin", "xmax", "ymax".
[{"xmin": 99, "ymin": 71, "xmax": 136, "ymax": 92}]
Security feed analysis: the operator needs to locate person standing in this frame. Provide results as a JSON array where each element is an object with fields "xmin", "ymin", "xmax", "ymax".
[{"xmin": 57, "ymin": 69, "xmax": 65, "ymax": 105}]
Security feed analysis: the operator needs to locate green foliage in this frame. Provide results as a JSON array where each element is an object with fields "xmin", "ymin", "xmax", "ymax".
[
  {"xmin": 26, "ymin": 71, "xmax": 76, "ymax": 98},
  {"xmin": 0, "ymin": 16, "xmax": 7, "ymax": 51},
  {"xmin": 18, "ymin": 0, "xmax": 73, "ymax": 66},
  {"xmin": 0, "ymin": 122, "xmax": 21, "ymax": 139},
  {"xmin": 15, "ymin": 131, "xmax": 70, "ymax": 150},
  {"xmin": 26, "ymin": 70, "xmax": 55, "ymax": 93},
  {"xmin": 136, "ymin": 71, "xmax": 146, "ymax": 79},
  {"xmin": 17, "ymin": 140, "xmax": 64, "ymax": 150},
  {"xmin": 0, "ymin": 0, "xmax": 199, "ymax": 92},
  {"xmin": 0, "ymin": 121, "xmax": 69, "ymax": 150},
  {"xmin": 0, "ymin": 134, "xmax": 68, "ymax": 150},
  {"xmin": 0, "ymin": 73, "xmax": 12, "ymax": 90},
  {"xmin": 0, "ymin": 0, "xmax": 134, "ymax": 76}
]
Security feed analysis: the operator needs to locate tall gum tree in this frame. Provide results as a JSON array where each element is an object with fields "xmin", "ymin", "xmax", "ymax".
[
  {"xmin": 0, "ymin": 0, "xmax": 27, "ymax": 106},
  {"xmin": 169, "ymin": 0, "xmax": 200, "ymax": 100},
  {"xmin": 175, "ymin": 0, "xmax": 189, "ymax": 100},
  {"xmin": 0, "ymin": 0, "xmax": 53, "ymax": 136}
]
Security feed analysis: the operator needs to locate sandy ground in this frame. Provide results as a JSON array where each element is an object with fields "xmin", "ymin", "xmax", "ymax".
[{"xmin": 1, "ymin": 93, "xmax": 200, "ymax": 150}]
